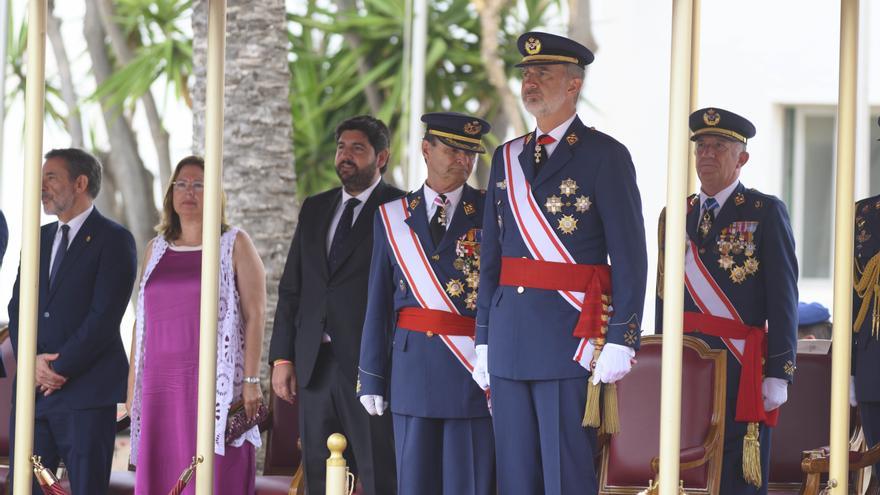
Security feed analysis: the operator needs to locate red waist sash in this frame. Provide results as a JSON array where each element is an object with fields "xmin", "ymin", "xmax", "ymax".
[
  {"xmin": 397, "ymin": 307, "xmax": 476, "ymax": 337},
  {"xmin": 683, "ymin": 311, "xmax": 779, "ymax": 426},
  {"xmin": 499, "ymin": 256, "xmax": 612, "ymax": 339}
]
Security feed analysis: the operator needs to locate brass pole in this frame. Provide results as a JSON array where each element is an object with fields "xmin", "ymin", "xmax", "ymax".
[
  {"xmin": 12, "ymin": 1, "xmax": 47, "ymax": 493},
  {"xmin": 659, "ymin": 0, "xmax": 694, "ymax": 494},
  {"xmin": 194, "ymin": 0, "xmax": 226, "ymax": 492},
  {"xmin": 829, "ymin": 0, "xmax": 858, "ymax": 493},
  {"xmin": 326, "ymin": 434, "xmax": 351, "ymax": 495},
  {"xmin": 686, "ymin": 0, "xmax": 700, "ymax": 194}
]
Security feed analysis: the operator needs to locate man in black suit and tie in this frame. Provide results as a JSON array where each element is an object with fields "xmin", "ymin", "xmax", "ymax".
[
  {"xmin": 270, "ymin": 115, "xmax": 403, "ymax": 495},
  {"xmin": 7, "ymin": 148, "xmax": 137, "ymax": 493}
]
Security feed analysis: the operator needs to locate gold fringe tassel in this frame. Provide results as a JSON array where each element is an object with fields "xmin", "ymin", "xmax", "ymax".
[
  {"xmin": 583, "ymin": 379, "xmax": 602, "ymax": 427},
  {"xmin": 742, "ymin": 422, "xmax": 762, "ymax": 488},
  {"xmin": 854, "ymin": 253, "xmax": 880, "ymax": 338},
  {"xmin": 600, "ymin": 382, "xmax": 620, "ymax": 435}
]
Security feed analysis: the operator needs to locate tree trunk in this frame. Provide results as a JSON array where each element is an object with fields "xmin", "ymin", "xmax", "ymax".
[
  {"xmin": 46, "ymin": 0, "xmax": 83, "ymax": 148},
  {"xmin": 95, "ymin": 0, "xmax": 174, "ymax": 188},
  {"xmin": 567, "ymin": 0, "xmax": 597, "ymax": 84},
  {"xmin": 334, "ymin": 0, "xmax": 382, "ymax": 115},
  {"xmin": 191, "ymin": 1, "xmax": 296, "ymax": 469},
  {"xmin": 84, "ymin": 1, "xmax": 158, "ymax": 253}
]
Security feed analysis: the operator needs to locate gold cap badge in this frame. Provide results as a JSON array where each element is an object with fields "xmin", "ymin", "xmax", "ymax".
[
  {"xmin": 463, "ymin": 121, "xmax": 482, "ymax": 135},
  {"xmin": 703, "ymin": 109, "xmax": 721, "ymax": 126},
  {"xmin": 525, "ymin": 37, "xmax": 542, "ymax": 55}
]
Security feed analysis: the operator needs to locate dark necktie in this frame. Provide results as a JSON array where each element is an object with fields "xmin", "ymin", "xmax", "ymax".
[
  {"xmin": 430, "ymin": 194, "xmax": 448, "ymax": 246},
  {"xmin": 49, "ymin": 224, "xmax": 70, "ymax": 288},
  {"xmin": 699, "ymin": 197, "xmax": 718, "ymax": 241},
  {"xmin": 534, "ymin": 134, "xmax": 556, "ymax": 172},
  {"xmin": 328, "ymin": 197, "xmax": 361, "ymax": 271}
]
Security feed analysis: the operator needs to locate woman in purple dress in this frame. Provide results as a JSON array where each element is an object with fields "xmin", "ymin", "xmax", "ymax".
[{"xmin": 126, "ymin": 156, "xmax": 267, "ymax": 494}]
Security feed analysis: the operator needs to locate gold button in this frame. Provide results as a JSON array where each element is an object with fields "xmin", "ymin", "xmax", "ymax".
[
  {"xmin": 426, "ymin": 331, "xmax": 434, "ymax": 337},
  {"xmin": 431, "ymin": 254, "xmax": 440, "ymax": 261},
  {"xmin": 517, "ymin": 286, "xmax": 525, "ymax": 294}
]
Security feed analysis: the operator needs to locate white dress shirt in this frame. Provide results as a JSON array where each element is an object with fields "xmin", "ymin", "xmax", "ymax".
[
  {"xmin": 423, "ymin": 183, "xmax": 464, "ymax": 230},
  {"xmin": 325, "ymin": 176, "xmax": 382, "ymax": 255},
  {"xmin": 700, "ymin": 179, "xmax": 740, "ymax": 213},
  {"xmin": 49, "ymin": 205, "xmax": 94, "ymax": 269},
  {"xmin": 535, "ymin": 112, "xmax": 578, "ymax": 159}
]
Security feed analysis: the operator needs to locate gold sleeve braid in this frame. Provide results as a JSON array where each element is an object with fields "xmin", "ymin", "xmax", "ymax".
[{"xmin": 854, "ymin": 251, "xmax": 880, "ymax": 338}]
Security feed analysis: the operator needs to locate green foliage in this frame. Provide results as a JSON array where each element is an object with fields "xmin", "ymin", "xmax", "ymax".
[
  {"xmin": 90, "ymin": 0, "xmax": 193, "ymax": 110},
  {"xmin": 288, "ymin": 0, "xmax": 558, "ymax": 197}
]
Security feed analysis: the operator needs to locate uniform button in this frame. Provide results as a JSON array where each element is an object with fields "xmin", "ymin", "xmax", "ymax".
[
  {"xmin": 517, "ymin": 286, "xmax": 524, "ymax": 294},
  {"xmin": 699, "ymin": 248, "xmax": 705, "ymax": 254},
  {"xmin": 426, "ymin": 332, "xmax": 434, "ymax": 337},
  {"xmin": 43, "ymin": 312, "xmax": 50, "ymax": 318},
  {"xmin": 431, "ymin": 254, "xmax": 440, "ymax": 261}
]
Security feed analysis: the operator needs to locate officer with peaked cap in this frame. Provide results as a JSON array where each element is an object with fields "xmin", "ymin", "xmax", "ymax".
[
  {"xmin": 850, "ymin": 116, "xmax": 880, "ymax": 491},
  {"xmin": 473, "ymin": 32, "xmax": 647, "ymax": 494},
  {"xmin": 358, "ymin": 112, "xmax": 495, "ymax": 495},
  {"xmin": 656, "ymin": 107, "xmax": 798, "ymax": 494}
]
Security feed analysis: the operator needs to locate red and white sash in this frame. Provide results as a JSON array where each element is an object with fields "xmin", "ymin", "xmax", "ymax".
[
  {"xmin": 683, "ymin": 239, "xmax": 746, "ymax": 363},
  {"xmin": 378, "ymin": 198, "xmax": 478, "ymax": 372},
  {"xmin": 502, "ymin": 136, "xmax": 593, "ymax": 369}
]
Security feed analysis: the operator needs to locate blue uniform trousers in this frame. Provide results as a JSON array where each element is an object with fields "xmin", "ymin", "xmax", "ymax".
[
  {"xmin": 392, "ymin": 414, "xmax": 495, "ymax": 495},
  {"xmin": 490, "ymin": 374, "xmax": 597, "ymax": 495},
  {"xmin": 719, "ymin": 387, "xmax": 773, "ymax": 495},
  {"xmin": 9, "ymin": 403, "xmax": 116, "ymax": 494}
]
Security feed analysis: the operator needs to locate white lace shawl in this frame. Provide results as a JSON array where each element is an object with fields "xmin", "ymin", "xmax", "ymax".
[{"xmin": 129, "ymin": 227, "xmax": 261, "ymax": 463}]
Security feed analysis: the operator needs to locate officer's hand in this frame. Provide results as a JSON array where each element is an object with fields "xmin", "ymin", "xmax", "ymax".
[
  {"xmin": 762, "ymin": 377, "xmax": 788, "ymax": 411},
  {"xmin": 271, "ymin": 363, "xmax": 297, "ymax": 404},
  {"xmin": 591, "ymin": 343, "xmax": 635, "ymax": 385},
  {"xmin": 850, "ymin": 376, "xmax": 858, "ymax": 407},
  {"xmin": 472, "ymin": 344, "xmax": 490, "ymax": 390},
  {"xmin": 359, "ymin": 395, "xmax": 387, "ymax": 416}
]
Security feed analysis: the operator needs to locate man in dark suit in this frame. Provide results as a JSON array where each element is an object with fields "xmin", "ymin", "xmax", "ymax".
[
  {"xmin": 358, "ymin": 112, "xmax": 494, "ymax": 495},
  {"xmin": 474, "ymin": 32, "xmax": 647, "ymax": 494},
  {"xmin": 656, "ymin": 108, "xmax": 798, "ymax": 494},
  {"xmin": 0, "ymin": 209, "xmax": 8, "ymax": 268},
  {"xmin": 852, "ymin": 116, "xmax": 880, "ymax": 491},
  {"xmin": 270, "ymin": 115, "xmax": 403, "ymax": 495},
  {"xmin": 7, "ymin": 148, "xmax": 137, "ymax": 494}
]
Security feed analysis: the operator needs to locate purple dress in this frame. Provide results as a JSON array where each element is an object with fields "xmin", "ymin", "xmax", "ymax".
[{"xmin": 135, "ymin": 248, "xmax": 255, "ymax": 494}]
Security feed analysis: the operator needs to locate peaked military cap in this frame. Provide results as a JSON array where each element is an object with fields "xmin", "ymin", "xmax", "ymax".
[
  {"xmin": 797, "ymin": 302, "xmax": 830, "ymax": 326},
  {"xmin": 689, "ymin": 107, "xmax": 756, "ymax": 144},
  {"xmin": 514, "ymin": 31, "xmax": 594, "ymax": 68},
  {"xmin": 422, "ymin": 112, "xmax": 491, "ymax": 154}
]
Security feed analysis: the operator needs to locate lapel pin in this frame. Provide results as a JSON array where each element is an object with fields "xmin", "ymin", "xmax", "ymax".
[
  {"xmin": 85, "ymin": 235, "xmax": 92, "ymax": 242},
  {"xmin": 463, "ymin": 202, "xmax": 476, "ymax": 216},
  {"xmin": 734, "ymin": 193, "xmax": 745, "ymax": 206},
  {"xmin": 409, "ymin": 197, "xmax": 420, "ymax": 210}
]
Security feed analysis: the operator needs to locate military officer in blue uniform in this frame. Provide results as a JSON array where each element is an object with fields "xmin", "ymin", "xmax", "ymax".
[
  {"xmin": 656, "ymin": 108, "xmax": 798, "ymax": 494},
  {"xmin": 358, "ymin": 112, "xmax": 495, "ymax": 495},
  {"xmin": 851, "ymin": 116, "xmax": 880, "ymax": 490},
  {"xmin": 473, "ymin": 32, "xmax": 647, "ymax": 495}
]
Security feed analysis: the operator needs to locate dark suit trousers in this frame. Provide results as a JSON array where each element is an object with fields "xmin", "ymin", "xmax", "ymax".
[
  {"xmin": 299, "ymin": 344, "xmax": 396, "ymax": 495},
  {"xmin": 9, "ymin": 403, "xmax": 116, "ymax": 494},
  {"xmin": 859, "ymin": 402, "xmax": 880, "ymax": 479}
]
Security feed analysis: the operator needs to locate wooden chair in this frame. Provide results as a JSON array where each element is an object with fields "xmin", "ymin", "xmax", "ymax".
[
  {"xmin": 598, "ymin": 335, "xmax": 726, "ymax": 494},
  {"xmin": 256, "ymin": 384, "xmax": 304, "ymax": 495}
]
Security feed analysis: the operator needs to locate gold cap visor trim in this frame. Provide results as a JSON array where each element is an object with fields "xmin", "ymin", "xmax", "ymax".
[
  {"xmin": 690, "ymin": 127, "xmax": 748, "ymax": 144},
  {"xmin": 428, "ymin": 129, "xmax": 482, "ymax": 145},
  {"xmin": 435, "ymin": 135, "xmax": 486, "ymax": 154},
  {"xmin": 517, "ymin": 54, "xmax": 581, "ymax": 66}
]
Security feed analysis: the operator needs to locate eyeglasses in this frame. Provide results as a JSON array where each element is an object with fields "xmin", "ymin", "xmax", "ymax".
[{"xmin": 172, "ymin": 180, "xmax": 204, "ymax": 193}]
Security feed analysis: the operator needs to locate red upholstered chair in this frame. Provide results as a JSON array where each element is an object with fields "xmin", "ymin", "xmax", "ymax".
[
  {"xmin": 0, "ymin": 327, "xmax": 16, "ymax": 490},
  {"xmin": 599, "ymin": 335, "xmax": 726, "ymax": 494},
  {"xmin": 255, "ymin": 383, "xmax": 303, "ymax": 495}
]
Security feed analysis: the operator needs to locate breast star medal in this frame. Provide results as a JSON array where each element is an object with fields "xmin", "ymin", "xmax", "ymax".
[
  {"xmin": 559, "ymin": 178, "xmax": 579, "ymax": 196},
  {"xmin": 557, "ymin": 214, "xmax": 578, "ymax": 235},
  {"xmin": 574, "ymin": 195, "xmax": 592, "ymax": 213},
  {"xmin": 545, "ymin": 195, "xmax": 563, "ymax": 214},
  {"xmin": 446, "ymin": 279, "xmax": 465, "ymax": 297}
]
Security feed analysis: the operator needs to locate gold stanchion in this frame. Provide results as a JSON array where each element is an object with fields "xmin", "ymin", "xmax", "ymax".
[
  {"xmin": 659, "ymin": 1, "xmax": 696, "ymax": 494},
  {"xmin": 12, "ymin": 1, "xmax": 47, "ymax": 493},
  {"xmin": 326, "ymin": 434, "xmax": 355, "ymax": 495},
  {"xmin": 194, "ymin": 0, "xmax": 227, "ymax": 493},
  {"xmin": 828, "ymin": 1, "xmax": 859, "ymax": 493}
]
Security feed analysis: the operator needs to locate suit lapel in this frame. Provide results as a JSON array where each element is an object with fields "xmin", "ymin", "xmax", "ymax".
[
  {"xmin": 329, "ymin": 181, "xmax": 391, "ymax": 276},
  {"xmin": 39, "ymin": 224, "xmax": 56, "ymax": 304},
  {"xmin": 532, "ymin": 117, "xmax": 583, "ymax": 189},
  {"xmin": 436, "ymin": 185, "xmax": 479, "ymax": 254},
  {"xmin": 317, "ymin": 190, "xmax": 341, "ymax": 279},
  {"xmin": 403, "ymin": 187, "xmax": 435, "ymax": 254},
  {"xmin": 48, "ymin": 209, "xmax": 102, "ymax": 299},
  {"xmin": 517, "ymin": 133, "xmax": 537, "ymax": 184}
]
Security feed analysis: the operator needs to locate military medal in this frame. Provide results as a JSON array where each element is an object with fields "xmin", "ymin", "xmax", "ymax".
[
  {"xmin": 446, "ymin": 279, "xmax": 464, "ymax": 297},
  {"xmin": 557, "ymin": 214, "xmax": 578, "ymax": 234},
  {"xmin": 718, "ymin": 254, "xmax": 734, "ymax": 270},
  {"xmin": 453, "ymin": 258, "xmax": 466, "ymax": 271},
  {"xmin": 730, "ymin": 266, "xmax": 746, "ymax": 284},
  {"xmin": 744, "ymin": 257, "xmax": 759, "ymax": 275},
  {"xmin": 466, "ymin": 271, "xmax": 479, "ymax": 289},
  {"xmin": 465, "ymin": 292, "xmax": 477, "ymax": 310},
  {"xmin": 559, "ymin": 178, "xmax": 578, "ymax": 196},
  {"xmin": 574, "ymin": 195, "xmax": 592, "ymax": 213},
  {"xmin": 545, "ymin": 195, "xmax": 563, "ymax": 214}
]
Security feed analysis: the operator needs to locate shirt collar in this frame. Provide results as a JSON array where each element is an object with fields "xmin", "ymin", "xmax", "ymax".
[
  {"xmin": 536, "ymin": 112, "xmax": 578, "ymax": 143},
  {"xmin": 700, "ymin": 180, "xmax": 740, "ymax": 211},
  {"xmin": 423, "ymin": 182, "xmax": 464, "ymax": 213},
  {"xmin": 60, "ymin": 204, "xmax": 94, "ymax": 235},
  {"xmin": 341, "ymin": 175, "xmax": 381, "ymax": 205}
]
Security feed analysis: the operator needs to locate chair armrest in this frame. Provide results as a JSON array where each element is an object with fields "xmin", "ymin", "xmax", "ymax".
[{"xmin": 650, "ymin": 422, "xmax": 723, "ymax": 474}]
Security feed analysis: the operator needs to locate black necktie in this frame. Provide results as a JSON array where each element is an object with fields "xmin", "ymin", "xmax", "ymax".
[
  {"xmin": 430, "ymin": 194, "xmax": 448, "ymax": 246},
  {"xmin": 328, "ymin": 198, "xmax": 360, "ymax": 271},
  {"xmin": 49, "ymin": 224, "xmax": 70, "ymax": 288}
]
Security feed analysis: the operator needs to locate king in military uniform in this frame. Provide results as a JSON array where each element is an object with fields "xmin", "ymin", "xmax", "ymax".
[
  {"xmin": 474, "ymin": 32, "xmax": 648, "ymax": 494},
  {"xmin": 656, "ymin": 107, "xmax": 798, "ymax": 494},
  {"xmin": 851, "ymin": 116, "xmax": 880, "ymax": 491},
  {"xmin": 358, "ymin": 112, "xmax": 495, "ymax": 495}
]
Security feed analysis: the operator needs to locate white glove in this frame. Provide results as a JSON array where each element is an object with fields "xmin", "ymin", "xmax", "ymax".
[
  {"xmin": 359, "ymin": 395, "xmax": 387, "ymax": 416},
  {"xmin": 472, "ymin": 345, "xmax": 490, "ymax": 390},
  {"xmin": 762, "ymin": 377, "xmax": 788, "ymax": 411},
  {"xmin": 591, "ymin": 343, "xmax": 636, "ymax": 385},
  {"xmin": 850, "ymin": 376, "xmax": 858, "ymax": 407}
]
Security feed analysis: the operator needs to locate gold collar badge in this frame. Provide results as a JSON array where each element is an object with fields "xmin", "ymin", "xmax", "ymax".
[
  {"xmin": 463, "ymin": 202, "xmax": 476, "ymax": 216},
  {"xmin": 409, "ymin": 196, "xmax": 421, "ymax": 210},
  {"xmin": 703, "ymin": 109, "xmax": 720, "ymax": 126},
  {"xmin": 566, "ymin": 133, "xmax": 578, "ymax": 145},
  {"xmin": 734, "ymin": 193, "xmax": 745, "ymax": 206}
]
